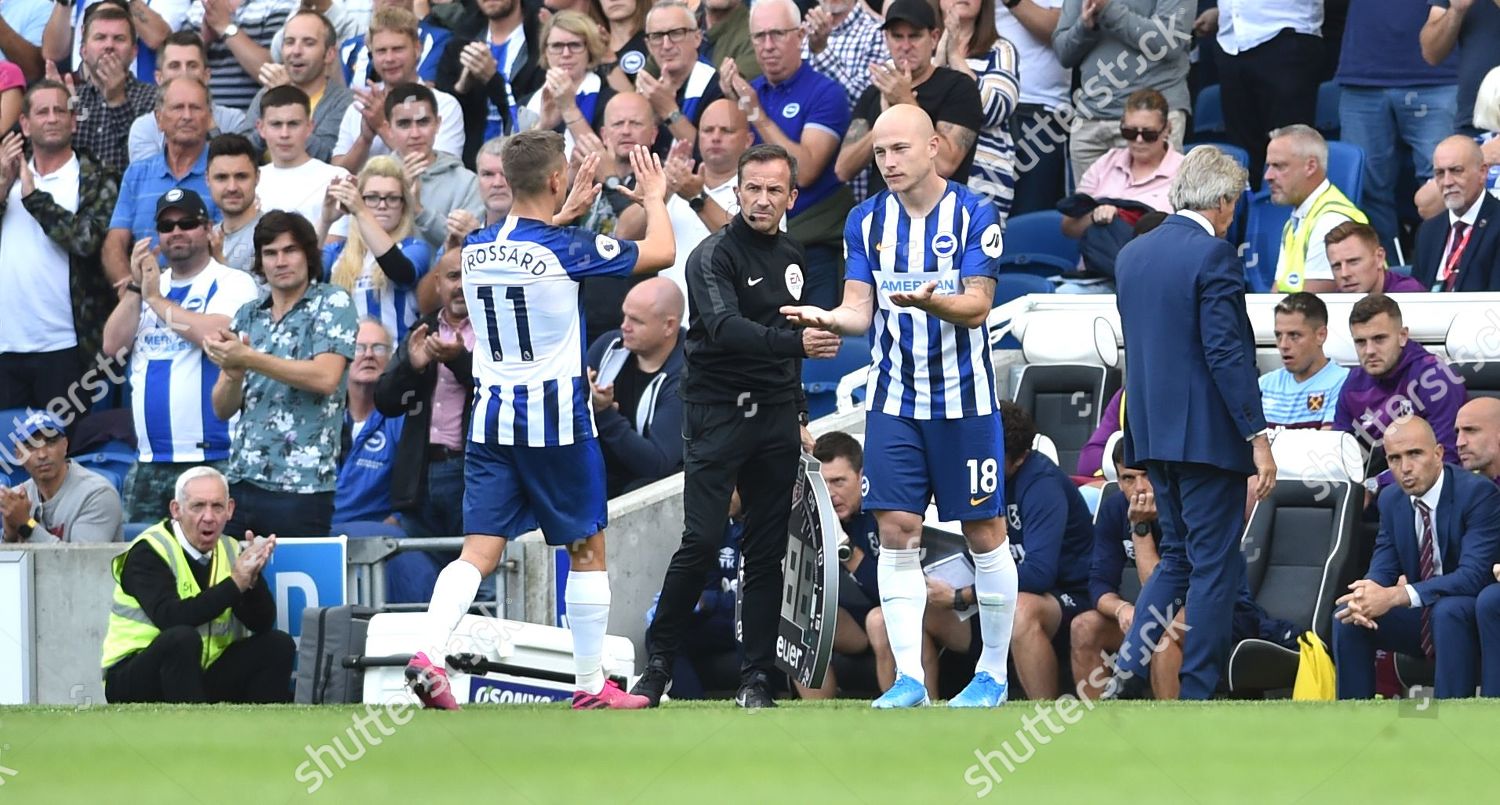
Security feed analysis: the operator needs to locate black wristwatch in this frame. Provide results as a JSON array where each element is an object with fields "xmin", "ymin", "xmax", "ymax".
[
  {"xmin": 1132, "ymin": 521, "xmax": 1152, "ymax": 537},
  {"xmin": 1004, "ymin": 0, "xmax": 1022, "ymax": 8},
  {"xmin": 953, "ymin": 587, "xmax": 967, "ymax": 610},
  {"xmin": 688, "ymin": 192, "xmax": 707, "ymax": 212},
  {"xmin": 797, "ymin": 410, "xmax": 810, "ymax": 426}
]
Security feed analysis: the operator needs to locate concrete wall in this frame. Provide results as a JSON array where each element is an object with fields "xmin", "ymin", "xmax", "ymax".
[{"xmin": 18, "ymin": 544, "xmax": 125, "ymax": 705}]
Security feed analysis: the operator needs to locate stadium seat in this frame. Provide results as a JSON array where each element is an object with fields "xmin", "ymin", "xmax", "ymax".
[
  {"xmin": 1190, "ymin": 141, "xmax": 1250, "ymax": 172},
  {"xmin": 1193, "ymin": 84, "xmax": 1225, "ymax": 139},
  {"xmin": 1188, "ymin": 142, "xmax": 1251, "ymax": 244},
  {"xmin": 1011, "ymin": 363, "xmax": 1121, "ymax": 474},
  {"xmin": 1315, "ymin": 81, "xmax": 1342, "ymax": 139},
  {"xmin": 71, "ymin": 439, "xmax": 135, "ymax": 495},
  {"xmin": 1445, "ymin": 308, "xmax": 1500, "ymax": 398},
  {"xmin": 1224, "ymin": 431, "xmax": 1362, "ymax": 696},
  {"xmin": 994, "ymin": 274, "xmax": 1054, "ymax": 349},
  {"xmin": 803, "ymin": 335, "xmax": 870, "ymax": 420},
  {"xmin": 1242, "ymin": 189, "xmax": 1291, "ymax": 292},
  {"xmin": 1326, "ymin": 141, "xmax": 1366, "ymax": 207},
  {"xmin": 123, "ymin": 522, "xmax": 154, "ymax": 541},
  {"xmin": 1000, "ymin": 210, "xmax": 1079, "ymax": 276}
]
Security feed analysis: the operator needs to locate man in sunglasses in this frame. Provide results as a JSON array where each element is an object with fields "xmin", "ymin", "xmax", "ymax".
[{"xmin": 102, "ymin": 187, "xmax": 260, "ymax": 522}]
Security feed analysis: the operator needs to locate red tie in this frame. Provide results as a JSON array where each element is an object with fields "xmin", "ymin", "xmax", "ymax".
[
  {"xmin": 1415, "ymin": 499, "xmax": 1437, "ymax": 659},
  {"xmin": 1443, "ymin": 222, "xmax": 1470, "ymax": 291}
]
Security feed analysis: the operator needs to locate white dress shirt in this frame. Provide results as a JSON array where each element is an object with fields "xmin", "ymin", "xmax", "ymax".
[
  {"xmin": 1216, "ymin": 0, "xmax": 1324, "ymax": 56},
  {"xmin": 1438, "ymin": 193, "xmax": 1485, "ymax": 286},
  {"xmin": 1176, "ymin": 209, "xmax": 1217, "ymax": 236},
  {"xmin": 1406, "ymin": 470, "xmax": 1445, "ymax": 608}
]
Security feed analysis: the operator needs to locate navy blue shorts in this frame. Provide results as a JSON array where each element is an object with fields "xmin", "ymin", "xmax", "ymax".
[
  {"xmin": 862, "ymin": 411, "xmax": 1005, "ymax": 521},
  {"xmin": 463, "ymin": 440, "xmax": 608, "ymax": 545}
]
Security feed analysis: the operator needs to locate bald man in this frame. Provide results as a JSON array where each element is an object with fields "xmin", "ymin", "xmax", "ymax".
[
  {"xmin": 1413, "ymin": 136, "xmax": 1500, "ymax": 292},
  {"xmin": 1457, "ymin": 398, "xmax": 1500, "ymax": 484},
  {"xmin": 586, "ymin": 277, "xmax": 688, "ymax": 496},
  {"xmin": 784, "ymin": 104, "xmax": 1017, "ymax": 708},
  {"xmin": 1333, "ymin": 416, "xmax": 1500, "ymax": 699}
]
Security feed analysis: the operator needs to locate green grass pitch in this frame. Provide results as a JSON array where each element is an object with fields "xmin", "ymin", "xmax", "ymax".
[{"xmin": 2, "ymin": 700, "xmax": 1498, "ymax": 803}]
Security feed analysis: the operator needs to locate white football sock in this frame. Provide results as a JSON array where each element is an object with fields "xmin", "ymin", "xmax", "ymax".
[
  {"xmin": 877, "ymin": 547, "xmax": 927, "ymax": 686},
  {"xmin": 565, "ymin": 570, "xmax": 612, "ymax": 695},
  {"xmin": 972, "ymin": 543, "xmax": 1018, "ymax": 683},
  {"xmin": 426, "ymin": 559, "xmax": 482, "ymax": 662}
]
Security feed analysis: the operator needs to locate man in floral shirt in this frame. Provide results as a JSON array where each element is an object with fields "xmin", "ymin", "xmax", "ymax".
[{"xmin": 206, "ymin": 209, "xmax": 356, "ymax": 538}]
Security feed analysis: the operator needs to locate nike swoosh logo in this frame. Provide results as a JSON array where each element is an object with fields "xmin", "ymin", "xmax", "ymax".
[
  {"xmin": 875, "ymin": 242, "xmax": 890, "ymax": 252},
  {"xmin": 748, "ymin": 277, "xmax": 764, "ymax": 286},
  {"xmin": 970, "ymin": 494, "xmax": 993, "ymax": 506}
]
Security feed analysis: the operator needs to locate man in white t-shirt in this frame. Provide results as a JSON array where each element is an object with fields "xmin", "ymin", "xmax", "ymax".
[
  {"xmin": 101, "ymin": 188, "xmax": 260, "ymax": 522},
  {"xmin": 255, "ymin": 84, "xmax": 349, "ymax": 225}
]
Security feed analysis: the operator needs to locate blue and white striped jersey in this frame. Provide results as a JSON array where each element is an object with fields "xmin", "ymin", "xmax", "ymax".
[
  {"xmin": 130, "ymin": 261, "xmax": 261, "ymax": 463},
  {"xmin": 845, "ymin": 181, "xmax": 1005, "ymax": 420},
  {"xmin": 462, "ymin": 216, "xmax": 639, "ymax": 446}
]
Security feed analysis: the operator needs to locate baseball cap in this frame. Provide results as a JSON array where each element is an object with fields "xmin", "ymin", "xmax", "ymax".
[
  {"xmin": 13, "ymin": 411, "xmax": 65, "ymax": 444},
  {"xmin": 155, "ymin": 187, "xmax": 210, "ymax": 222},
  {"xmin": 882, "ymin": 0, "xmax": 937, "ymax": 31}
]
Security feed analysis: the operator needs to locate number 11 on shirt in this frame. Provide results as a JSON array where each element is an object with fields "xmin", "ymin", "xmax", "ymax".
[{"xmin": 476, "ymin": 285, "xmax": 535, "ymax": 362}]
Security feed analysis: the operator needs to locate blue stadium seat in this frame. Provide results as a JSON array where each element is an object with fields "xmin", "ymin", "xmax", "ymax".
[
  {"xmin": 994, "ymin": 273, "xmax": 1054, "ymax": 307},
  {"xmin": 1243, "ymin": 189, "xmax": 1292, "ymax": 293},
  {"xmin": 1001, "ymin": 210, "xmax": 1079, "ymax": 275},
  {"xmin": 0, "ymin": 407, "xmax": 33, "ymax": 485},
  {"xmin": 802, "ymin": 335, "xmax": 869, "ymax": 420},
  {"xmin": 1190, "ymin": 141, "xmax": 1250, "ymax": 171},
  {"xmin": 71, "ymin": 439, "xmax": 136, "ymax": 495},
  {"xmin": 1193, "ymin": 84, "xmax": 1225, "ymax": 138},
  {"xmin": 1315, "ymin": 81, "xmax": 1342, "ymax": 138},
  {"xmin": 333, "ymin": 520, "xmax": 407, "ymax": 539},
  {"xmin": 123, "ymin": 522, "xmax": 154, "ymax": 541},
  {"xmin": 1326, "ymin": 140, "xmax": 1366, "ymax": 207}
]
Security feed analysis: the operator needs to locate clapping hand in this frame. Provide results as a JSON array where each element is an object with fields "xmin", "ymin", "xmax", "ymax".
[
  {"xmin": 232, "ymin": 530, "xmax": 276, "ymax": 591},
  {"xmin": 556, "ymin": 152, "xmax": 601, "ymax": 224},
  {"xmin": 445, "ymin": 209, "xmax": 481, "ymax": 251},
  {"xmin": 0, "ymin": 487, "xmax": 31, "ymax": 542},
  {"xmin": 617, "ymin": 145, "xmax": 668, "ymax": 205},
  {"xmin": 203, "ymin": 328, "xmax": 255, "ymax": 372}
]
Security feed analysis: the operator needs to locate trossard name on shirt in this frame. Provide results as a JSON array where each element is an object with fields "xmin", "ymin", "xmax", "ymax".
[{"xmin": 463, "ymin": 241, "xmax": 550, "ymax": 276}]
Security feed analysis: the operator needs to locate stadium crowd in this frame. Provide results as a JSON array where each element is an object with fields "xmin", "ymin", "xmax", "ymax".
[{"xmin": 3, "ymin": 0, "xmax": 1500, "ymax": 702}]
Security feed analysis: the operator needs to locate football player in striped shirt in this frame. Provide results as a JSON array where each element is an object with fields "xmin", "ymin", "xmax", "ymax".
[
  {"xmin": 783, "ymin": 104, "xmax": 1018, "ymax": 708},
  {"xmin": 404, "ymin": 130, "xmax": 676, "ymax": 710}
]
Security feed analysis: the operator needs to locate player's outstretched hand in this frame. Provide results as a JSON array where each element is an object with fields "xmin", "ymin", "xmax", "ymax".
[
  {"xmin": 889, "ymin": 280, "xmax": 938, "ymax": 309},
  {"xmin": 802, "ymin": 327, "xmax": 841, "ymax": 359},
  {"xmin": 629, "ymin": 145, "xmax": 667, "ymax": 203},
  {"xmin": 556, "ymin": 152, "xmax": 601, "ymax": 224},
  {"xmin": 781, "ymin": 304, "xmax": 835, "ymax": 330}
]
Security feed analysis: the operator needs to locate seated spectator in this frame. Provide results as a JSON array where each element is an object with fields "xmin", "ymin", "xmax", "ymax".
[
  {"xmin": 1414, "ymin": 136, "xmax": 1500, "ymax": 292},
  {"xmin": 1259, "ymin": 293, "xmax": 1349, "ymax": 431},
  {"xmin": 869, "ymin": 401, "xmax": 1092, "ymax": 702},
  {"xmin": 585, "ymin": 277, "xmax": 686, "ymax": 497},
  {"xmin": 321, "ymin": 155, "xmax": 433, "ymax": 340},
  {"xmin": 519, "ymin": 11, "xmax": 615, "ymax": 153},
  {"xmin": 1325, "ymin": 221, "xmax": 1428, "ymax": 295},
  {"xmin": 640, "ymin": 1, "xmax": 724, "ymax": 150},
  {"xmin": 245, "ymin": 10, "xmax": 356, "ymax": 164},
  {"xmin": 101, "ymin": 466, "xmax": 294, "ymax": 703},
  {"xmin": 1457, "ymin": 397, "xmax": 1500, "ymax": 485},
  {"xmin": 255, "ymin": 85, "xmax": 350, "ymax": 226},
  {"xmin": 339, "ymin": 0, "xmax": 450, "ymax": 89},
  {"xmin": 1333, "ymin": 416, "xmax": 1498, "ymax": 700},
  {"xmin": 381, "ymin": 82, "xmax": 482, "ymax": 250},
  {"xmin": 185, "ymin": 0, "xmax": 297, "ymax": 112},
  {"xmin": 796, "ymin": 431, "xmax": 880, "ymax": 700},
  {"xmin": 374, "ymin": 254, "xmax": 473, "ymax": 602},
  {"xmin": 0, "ymin": 60, "xmax": 22, "ymax": 133},
  {"xmin": 804, "ymin": 0, "xmax": 888, "ymax": 108},
  {"xmin": 432, "ymin": 0, "xmax": 544, "ymax": 160},
  {"xmin": 0, "ymin": 412, "xmax": 123, "ymax": 543},
  {"xmin": 0, "ymin": 79, "xmax": 119, "ymax": 410},
  {"xmin": 1335, "ymin": 294, "xmax": 1464, "ymax": 466},
  {"xmin": 102, "ymin": 187, "xmax": 260, "ymax": 522},
  {"xmin": 334, "ymin": 7, "xmax": 465, "ymax": 171},
  {"xmin": 66, "ymin": 3, "xmax": 157, "ymax": 173},
  {"xmin": 720, "ymin": 0, "xmax": 850, "ymax": 307},
  {"xmin": 105, "ymin": 75, "xmax": 220, "ymax": 285},
  {"xmin": 1267, "ymin": 124, "xmax": 1368, "ymax": 294},
  {"xmin": 933, "ymin": 0, "xmax": 1019, "ymax": 221},
  {"xmin": 205, "ymin": 133, "xmax": 264, "ymax": 272},
  {"xmin": 206, "ymin": 210, "xmax": 357, "ymax": 539},
  {"xmin": 127, "ymin": 31, "xmax": 249, "ymax": 164},
  {"xmin": 335, "ymin": 319, "xmax": 405, "ymax": 523},
  {"xmin": 1075, "ymin": 387, "xmax": 1122, "ymax": 478},
  {"xmin": 834, "ymin": 0, "xmax": 982, "ymax": 201},
  {"xmin": 1060, "ymin": 89, "xmax": 1183, "ymax": 239}
]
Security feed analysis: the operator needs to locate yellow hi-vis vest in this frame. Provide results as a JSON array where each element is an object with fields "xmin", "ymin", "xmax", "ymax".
[
  {"xmin": 100, "ymin": 520, "xmax": 244, "ymax": 671},
  {"xmin": 1276, "ymin": 182, "xmax": 1368, "ymax": 292}
]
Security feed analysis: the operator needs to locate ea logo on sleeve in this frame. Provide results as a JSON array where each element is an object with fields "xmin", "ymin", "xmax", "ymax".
[
  {"xmin": 930, "ymin": 232, "xmax": 958, "ymax": 259},
  {"xmin": 596, "ymin": 234, "xmax": 621, "ymax": 259},
  {"xmin": 785, "ymin": 263, "xmax": 804, "ymax": 300},
  {"xmin": 620, "ymin": 50, "xmax": 646, "ymax": 74},
  {"xmin": 980, "ymin": 223, "xmax": 1004, "ymax": 259},
  {"xmin": 782, "ymin": 102, "xmax": 801, "ymax": 119}
]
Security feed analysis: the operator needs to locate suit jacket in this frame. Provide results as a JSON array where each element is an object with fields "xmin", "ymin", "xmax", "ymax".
[
  {"xmin": 1367, "ymin": 465, "xmax": 1500, "ymax": 604},
  {"xmin": 373, "ymin": 312, "xmax": 475, "ymax": 511},
  {"xmin": 1115, "ymin": 214, "xmax": 1266, "ymax": 475},
  {"xmin": 1412, "ymin": 192, "xmax": 1500, "ymax": 291}
]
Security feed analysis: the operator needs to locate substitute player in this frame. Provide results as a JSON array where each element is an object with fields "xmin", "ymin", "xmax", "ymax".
[
  {"xmin": 404, "ymin": 131, "xmax": 676, "ymax": 710},
  {"xmin": 783, "ymin": 104, "xmax": 1018, "ymax": 708}
]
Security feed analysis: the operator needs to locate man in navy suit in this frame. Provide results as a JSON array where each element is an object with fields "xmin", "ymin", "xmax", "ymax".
[
  {"xmin": 1333, "ymin": 416, "xmax": 1500, "ymax": 698},
  {"xmin": 1104, "ymin": 146, "xmax": 1278, "ymax": 701},
  {"xmin": 1412, "ymin": 136, "xmax": 1500, "ymax": 292}
]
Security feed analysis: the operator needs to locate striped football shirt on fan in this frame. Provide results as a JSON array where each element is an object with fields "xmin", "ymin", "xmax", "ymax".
[
  {"xmin": 462, "ymin": 217, "xmax": 639, "ymax": 446},
  {"xmin": 845, "ymin": 181, "xmax": 1006, "ymax": 420}
]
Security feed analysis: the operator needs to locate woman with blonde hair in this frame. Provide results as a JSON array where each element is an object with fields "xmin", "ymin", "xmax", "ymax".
[
  {"xmin": 319, "ymin": 156, "xmax": 434, "ymax": 341},
  {"xmin": 523, "ymin": 11, "xmax": 617, "ymax": 152}
]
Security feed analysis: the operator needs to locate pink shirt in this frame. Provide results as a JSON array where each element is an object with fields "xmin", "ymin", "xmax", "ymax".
[
  {"xmin": 0, "ymin": 62, "xmax": 24, "ymax": 93},
  {"xmin": 1076, "ymin": 147, "xmax": 1185, "ymax": 213},
  {"xmin": 429, "ymin": 312, "xmax": 475, "ymax": 451}
]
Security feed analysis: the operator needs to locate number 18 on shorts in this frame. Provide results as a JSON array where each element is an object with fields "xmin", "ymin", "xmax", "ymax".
[{"xmin": 861, "ymin": 411, "xmax": 1005, "ymax": 522}]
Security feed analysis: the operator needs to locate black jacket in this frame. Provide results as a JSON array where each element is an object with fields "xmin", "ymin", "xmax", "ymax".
[
  {"xmin": 374, "ymin": 312, "xmax": 475, "ymax": 511},
  {"xmin": 433, "ymin": 0, "xmax": 546, "ymax": 167},
  {"xmin": 682, "ymin": 215, "xmax": 809, "ymax": 412},
  {"xmin": 119, "ymin": 526, "xmax": 275, "ymax": 637},
  {"xmin": 586, "ymin": 328, "xmax": 687, "ymax": 494},
  {"xmin": 1413, "ymin": 192, "xmax": 1500, "ymax": 292}
]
